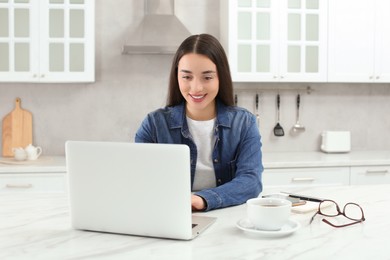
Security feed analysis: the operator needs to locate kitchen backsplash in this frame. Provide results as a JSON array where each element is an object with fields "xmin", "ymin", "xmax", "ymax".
[{"xmin": 0, "ymin": 0, "xmax": 389, "ymax": 155}]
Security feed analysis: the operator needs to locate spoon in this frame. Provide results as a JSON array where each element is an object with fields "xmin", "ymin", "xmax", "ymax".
[{"xmin": 292, "ymin": 94, "xmax": 305, "ymax": 132}]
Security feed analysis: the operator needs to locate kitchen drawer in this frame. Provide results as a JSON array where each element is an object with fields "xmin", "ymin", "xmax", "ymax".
[
  {"xmin": 0, "ymin": 173, "xmax": 67, "ymax": 193},
  {"xmin": 350, "ymin": 165, "xmax": 390, "ymax": 185},
  {"xmin": 263, "ymin": 167, "xmax": 350, "ymax": 188}
]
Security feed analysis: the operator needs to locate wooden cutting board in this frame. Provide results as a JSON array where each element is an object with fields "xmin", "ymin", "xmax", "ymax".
[{"xmin": 2, "ymin": 98, "xmax": 33, "ymax": 157}]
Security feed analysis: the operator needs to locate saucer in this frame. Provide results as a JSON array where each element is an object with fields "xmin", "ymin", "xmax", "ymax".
[{"xmin": 236, "ymin": 218, "xmax": 300, "ymax": 238}]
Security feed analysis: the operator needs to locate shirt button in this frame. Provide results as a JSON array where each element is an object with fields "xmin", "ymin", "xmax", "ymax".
[{"xmin": 213, "ymin": 158, "xmax": 219, "ymax": 163}]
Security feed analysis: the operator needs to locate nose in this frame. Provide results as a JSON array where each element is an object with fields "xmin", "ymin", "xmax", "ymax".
[{"xmin": 191, "ymin": 77, "xmax": 204, "ymax": 93}]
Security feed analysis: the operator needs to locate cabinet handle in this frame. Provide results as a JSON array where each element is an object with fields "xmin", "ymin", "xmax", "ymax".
[
  {"xmin": 366, "ymin": 169, "xmax": 389, "ymax": 174},
  {"xmin": 376, "ymin": 76, "xmax": 380, "ymax": 80},
  {"xmin": 5, "ymin": 184, "xmax": 33, "ymax": 189},
  {"xmin": 369, "ymin": 76, "xmax": 373, "ymax": 79},
  {"xmin": 291, "ymin": 177, "xmax": 315, "ymax": 182}
]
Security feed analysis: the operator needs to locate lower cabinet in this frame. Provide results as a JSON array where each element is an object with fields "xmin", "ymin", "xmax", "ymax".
[
  {"xmin": 0, "ymin": 173, "xmax": 67, "ymax": 193},
  {"xmin": 263, "ymin": 167, "xmax": 350, "ymax": 189},
  {"xmin": 350, "ymin": 165, "xmax": 390, "ymax": 185}
]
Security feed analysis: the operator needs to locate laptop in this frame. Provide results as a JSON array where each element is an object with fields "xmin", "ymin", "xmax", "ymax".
[{"xmin": 65, "ymin": 141, "xmax": 216, "ymax": 240}]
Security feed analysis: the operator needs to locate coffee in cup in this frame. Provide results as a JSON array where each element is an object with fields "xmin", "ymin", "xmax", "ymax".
[{"xmin": 247, "ymin": 197, "xmax": 292, "ymax": 231}]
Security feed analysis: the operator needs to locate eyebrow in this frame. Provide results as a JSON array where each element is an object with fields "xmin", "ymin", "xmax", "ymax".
[{"xmin": 179, "ymin": 69, "xmax": 216, "ymax": 74}]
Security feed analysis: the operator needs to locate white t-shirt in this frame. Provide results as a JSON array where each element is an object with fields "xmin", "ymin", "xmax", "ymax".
[{"xmin": 186, "ymin": 116, "xmax": 217, "ymax": 191}]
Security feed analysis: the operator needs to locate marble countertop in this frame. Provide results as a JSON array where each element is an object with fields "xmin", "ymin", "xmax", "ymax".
[{"xmin": 1, "ymin": 184, "xmax": 389, "ymax": 259}]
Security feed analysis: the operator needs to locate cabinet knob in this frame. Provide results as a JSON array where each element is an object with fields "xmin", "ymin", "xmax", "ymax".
[
  {"xmin": 41, "ymin": 74, "xmax": 45, "ymax": 78},
  {"xmin": 369, "ymin": 76, "xmax": 373, "ymax": 79},
  {"xmin": 33, "ymin": 74, "xmax": 37, "ymax": 78},
  {"xmin": 376, "ymin": 76, "xmax": 380, "ymax": 79}
]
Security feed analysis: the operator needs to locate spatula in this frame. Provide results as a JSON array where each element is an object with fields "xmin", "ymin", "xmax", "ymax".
[{"xmin": 273, "ymin": 94, "xmax": 284, "ymax": 137}]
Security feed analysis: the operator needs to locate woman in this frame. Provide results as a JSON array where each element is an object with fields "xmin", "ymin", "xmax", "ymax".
[{"xmin": 135, "ymin": 34, "xmax": 263, "ymax": 211}]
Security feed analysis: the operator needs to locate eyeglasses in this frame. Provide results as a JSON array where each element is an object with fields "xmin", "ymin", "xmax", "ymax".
[{"xmin": 310, "ymin": 199, "xmax": 366, "ymax": 228}]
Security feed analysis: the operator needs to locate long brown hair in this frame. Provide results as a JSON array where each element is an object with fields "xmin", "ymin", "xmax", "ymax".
[{"xmin": 166, "ymin": 34, "xmax": 234, "ymax": 107}]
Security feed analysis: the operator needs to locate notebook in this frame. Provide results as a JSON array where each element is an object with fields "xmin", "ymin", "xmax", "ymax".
[{"xmin": 65, "ymin": 141, "xmax": 216, "ymax": 240}]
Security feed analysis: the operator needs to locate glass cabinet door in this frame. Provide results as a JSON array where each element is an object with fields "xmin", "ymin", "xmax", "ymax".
[
  {"xmin": 280, "ymin": 0, "xmax": 327, "ymax": 81},
  {"xmin": 234, "ymin": 0, "xmax": 279, "ymax": 81},
  {"xmin": 0, "ymin": 0, "xmax": 94, "ymax": 82},
  {"xmin": 40, "ymin": 0, "xmax": 94, "ymax": 82},
  {"xmin": 0, "ymin": 0, "xmax": 39, "ymax": 81}
]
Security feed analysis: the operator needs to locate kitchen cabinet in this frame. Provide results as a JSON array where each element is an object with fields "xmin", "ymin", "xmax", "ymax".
[
  {"xmin": 262, "ymin": 166, "xmax": 350, "ymax": 189},
  {"xmin": 220, "ymin": 0, "xmax": 327, "ymax": 82},
  {"xmin": 350, "ymin": 165, "xmax": 390, "ymax": 185},
  {"xmin": 0, "ymin": 0, "xmax": 94, "ymax": 83},
  {"xmin": 328, "ymin": 0, "xmax": 390, "ymax": 82},
  {"xmin": 0, "ymin": 156, "xmax": 67, "ymax": 193}
]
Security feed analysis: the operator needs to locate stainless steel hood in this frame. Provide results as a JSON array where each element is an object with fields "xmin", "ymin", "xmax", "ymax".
[{"xmin": 122, "ymin": 0, "xmax": 191, "ymax": 54}]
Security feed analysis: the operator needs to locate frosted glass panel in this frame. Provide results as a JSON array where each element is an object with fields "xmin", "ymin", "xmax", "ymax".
[
  {"xmin": 70, "ymin": 43, "xmax": 84, "ymax": 71},
  {"xmin": 306, "ymin": 0, "xmax": 319, "ymax": 9},
  {"xmin": 49, "ymin": 43, "xmax": 64, "ymax": 71},
  {"xmin": 256, "ymin": 45, "xmax": 270, "ymax": 72},
  {"xmin": 305, "ymin": 46, "xmax": 318, "ymax": 72},
  {"xmin": 50, "ymin": 0, "xmax": 64, "ymax": 3},
  {"xmin": 256, "ymin": 13, "xmax": 270, "ymax": 40},
  {"xmin": 70, "ymin": 0, "xmax": 84, "ymax": 3},
  {"xmin": 257, "ymin": 0, "xmax": 270, "ymax": 7},
  {"xmin": 288, "ymin": 46, "xmax": 301, "ymax": 72},
  {"xmin": 14, "ymin": 9, "xmax": 29, "ymax": 37},
  {"xmin": 237, "ymin": 45, "xmax": 251, "ymax": 72},
  {"xmin": 306, "ymin": 14, "xmax": 318, "ymax": 41},
  {"xmin": 15, "ymin": 0, "xmax": 29, "ymax": 2},
  {"xmin": 288, "ymin": 14, "xmax": 301, "ymax": 41},
  {"xmin": 0, "ymin": 9, "xmax": 9, "ymax": 37},
  {"xmin": 238, "ymin": 12, "xmax": 251, "ymax": 40},
  {"xmin": 288, "ymin": 0, "xmax": 301, "ymax": 9},
  {"xmin": 49, "ymin": 9, "xmax": 64, "ymax": 38},
  {"xmin": 238, "ymin": 0, "xmax": 251, "ymax": 7},
  {"xmin": 0, "ymin": 0, "xmax": 8, "ymax": 2},
  {"xmin": 15, "ymin": 43, "xmax": 29, "ymax": 71},
  {"xmin": 0, "ymin": 43, "xmax": 9, "ymax": 71},
  {"xmin": 70, "ymin": 9, "xmax": 84, "ymax": 37}
]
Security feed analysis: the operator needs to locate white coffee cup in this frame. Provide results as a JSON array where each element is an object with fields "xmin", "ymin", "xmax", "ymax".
[{"xmin": 247, "ymin": 197, "xmax": 292, "ymax": 231}]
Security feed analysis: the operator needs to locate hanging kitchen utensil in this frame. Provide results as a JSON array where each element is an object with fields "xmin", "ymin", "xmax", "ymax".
[
  {"xmin": 2, "ymin": 98, "xmax": 33, "ymax": 157},
  {"xmin": 255, "ymin": 93, "xmax": 260, "ymax": 127},
  {"xmin": 292, "ymin": 94, "xmax": 305, "ymax": 132},
  {"xmin": 273, "ymin": 94, "xmax": 284, "ymax": 137}
]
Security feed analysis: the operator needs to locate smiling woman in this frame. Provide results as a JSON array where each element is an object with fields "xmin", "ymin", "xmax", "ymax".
[{"xmin": 135, "ymin": 34, "xmax": 264, "ymax": 211}]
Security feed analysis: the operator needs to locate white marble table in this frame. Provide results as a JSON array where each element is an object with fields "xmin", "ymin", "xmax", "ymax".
[{"xmin": 1, "ymin": 184, "xmax": 389, "ymax": 260}]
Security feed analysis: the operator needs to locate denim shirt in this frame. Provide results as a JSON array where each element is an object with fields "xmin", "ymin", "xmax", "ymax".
[{"xmin": 135, "ymin": 100, "xmax": 263, "ymax": 211}]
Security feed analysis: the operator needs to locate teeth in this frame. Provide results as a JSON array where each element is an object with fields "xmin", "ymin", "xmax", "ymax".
[{"xmin": 192, "ymin": 95, "xmax": 205, "ymax": 99}]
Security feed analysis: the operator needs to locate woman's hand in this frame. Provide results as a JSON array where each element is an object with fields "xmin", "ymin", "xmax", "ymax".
[{"xmin": 191, "ymin": 195, "xmax": 206, "ymax": 211}]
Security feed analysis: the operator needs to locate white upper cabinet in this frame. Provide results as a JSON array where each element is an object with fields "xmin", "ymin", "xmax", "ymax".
[
  {"xmin": 220, "ymin": 0, "xmax": 328, "ymax": 82},
  {"xmin": 0, "ymin": 0, "xmax": 94, "ymax": 83},
  {"xmin": 328, "ymin": 0, "xmax": 390, "ymax": 83}
]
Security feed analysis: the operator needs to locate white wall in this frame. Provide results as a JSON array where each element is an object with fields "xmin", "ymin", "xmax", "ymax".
[{"xmin": 0, "ymin": 0, "xmax": 389, "ymax": 155}]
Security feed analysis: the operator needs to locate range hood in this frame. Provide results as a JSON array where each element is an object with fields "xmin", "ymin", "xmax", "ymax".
[{"xmin": 122, "ymin": 0, "xmax": 191, "ymax": 54}]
